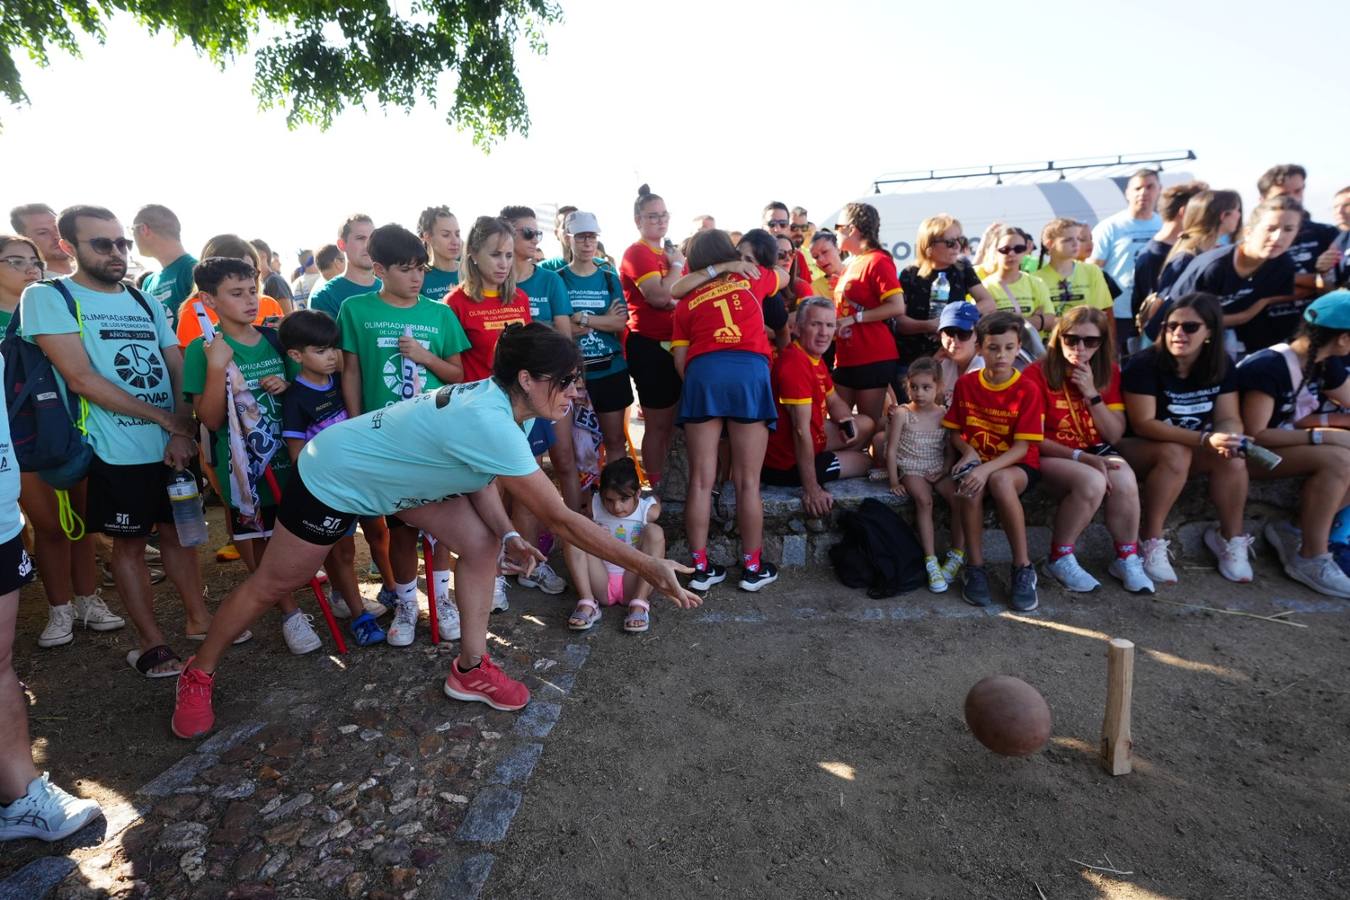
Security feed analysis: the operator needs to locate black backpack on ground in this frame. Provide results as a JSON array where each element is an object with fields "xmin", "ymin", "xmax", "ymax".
[{"xmin": 829, "ymin": 497, "xmax": 926, "ymax": 598}]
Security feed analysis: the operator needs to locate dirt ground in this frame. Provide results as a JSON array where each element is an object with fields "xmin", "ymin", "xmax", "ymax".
[{"xmin": 5, "ymin": 506, "xmax": 1349, "ymax": 899}]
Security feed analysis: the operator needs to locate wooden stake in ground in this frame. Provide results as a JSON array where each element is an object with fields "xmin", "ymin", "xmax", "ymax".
[{"xmin": 1100, "ymin": 638, "xmax": 1134, "ymax": 775}]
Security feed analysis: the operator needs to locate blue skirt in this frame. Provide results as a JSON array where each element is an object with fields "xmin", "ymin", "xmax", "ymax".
[{"xmin": 677, "ymin": 351, "xmax": 777, "ymax": 426}]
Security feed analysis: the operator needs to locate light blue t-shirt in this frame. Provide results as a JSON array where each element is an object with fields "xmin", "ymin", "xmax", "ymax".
[
  {"xmin": 422, "ymin": 267, "xmax": 460, "ymax": 304},
  {"xmin": 20, "ymin": 278, "xmax": 177, "ymax": 465},
  {"xmin": 517, "ymin": 266, "xmax": 572, "ymax": 324},
  {"xmin": 310, "ymin": 274, "xmax": 383, "ymax": 320},
  {"xmin": 298, "ymin": 378, "xmax": 539, "ymax": 516},
  {"xmin": 1092, "ymin": 210, "xmax": 1161, "ymax": 317},
  {"xmin": 557, "ymin": 266, "xmax": 626, "ymax": 378},
  {"xmin": 0, "ymin": 355, "xmax": 23, "ymax": 542}
]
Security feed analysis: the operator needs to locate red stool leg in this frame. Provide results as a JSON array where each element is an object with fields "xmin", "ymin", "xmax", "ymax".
[{"xmin": 423, "ymin": 535, "xmax": 439, "ymax": 645}]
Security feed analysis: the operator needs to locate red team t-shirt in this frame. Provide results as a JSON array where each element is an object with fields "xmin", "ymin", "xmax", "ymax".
[
  {"xmin": 764, "ymin": 341, "xmax": 834, "ymax": 471},
  {"xmin": 833, "ymin": 249, "xmax": 902, "ymax": 368},
  {"xmin": 942, "ymin": 368, "xmax": 1045, "ymax": 467},
  {"xmin": 445, "ymin": 286, "xmax": 532, "ymax": 381},
  {"xmin": 671, "ymin": 266, "xmax": 782, "ymax": 365},
  {"xmin": 1024, "ymin": 361, "xmax": 1125, "ymax": 451},
  {"xmin": 620, "ymin": 240, "xmax": 674, "ymax": 340}
]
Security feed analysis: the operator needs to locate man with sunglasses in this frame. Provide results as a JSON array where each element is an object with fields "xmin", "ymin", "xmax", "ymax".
[
  {"xmin": 9, "ymin": 203, "xmax": 74, "ymax": 277},
  {"xmin": 134, "ymin": 204, "xmax": 196, "ymax": 328},
  {"xmin": 764, "ymin": 201, "xmax": 813, "ymax": 287},
  {"xmin": 19, "ymin": 205, "xmax": 208, "ymax": 678}
]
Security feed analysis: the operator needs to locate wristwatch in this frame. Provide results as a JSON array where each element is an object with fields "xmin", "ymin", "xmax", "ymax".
[
  {"xmin": 579, "ymin": 310, "xmax": 591, "ymax": 327},
  {"xmin": 1088, "ymin": 395, "xmax": 1104, "ymax": 406}
]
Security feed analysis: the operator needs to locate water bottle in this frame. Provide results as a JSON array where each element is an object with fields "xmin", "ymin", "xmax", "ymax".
[
  {"xmin": 932, "ymin": 271, "xmax": 951, "ymax": 317},
  {"xmin": 166, "ymin": 470, "xmax": 208, "ymax": 547}
]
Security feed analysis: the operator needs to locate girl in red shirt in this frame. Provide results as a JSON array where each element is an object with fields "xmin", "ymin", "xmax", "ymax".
[
  {"xmin": 446, "ymin": 217, "xmax": 532, "ymax": 382},
  {"xmin": 833, "ymin": 202, "xmax": 906, "ymax": 425},
  {"xmin": 670, "ymin": 230, "xmax": 787, "ymax": 593}
]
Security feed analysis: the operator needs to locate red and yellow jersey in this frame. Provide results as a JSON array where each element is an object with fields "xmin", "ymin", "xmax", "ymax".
[
  {"xmin": 671, "ymin": 266, "xmax": 781, "ymax": 365},
  {"xmin": 445, "ymin": 286, "xmax": 532, "ymax": 382},
  {"xmin": 620, "ymin": 240, "xmax": 673, "ymax": 340},
  {"xmin": 942, "ymin": 368, "xmax": 1045, "ymax": 467},
  {"xmin": 1024, "ymin": 361, "xmax": 1124, "ymax": 451},
  {"xmin": 833, "ymin": 249, "xmax": 902, "ymax": 367},
  {"xmin": 765, "ymin": 341, "xmax": 834, "ymax": 471}
]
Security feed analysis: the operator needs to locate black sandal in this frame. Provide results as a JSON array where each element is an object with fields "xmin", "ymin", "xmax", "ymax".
[{"xmin": 127, "ymin": 644, "xmax": 182, "ymax": 679}]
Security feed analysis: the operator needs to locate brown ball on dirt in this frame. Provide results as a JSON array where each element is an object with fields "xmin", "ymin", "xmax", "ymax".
[{"xmin": 964, "ymin": 675, "xmax": 1052, "ymax": 757}]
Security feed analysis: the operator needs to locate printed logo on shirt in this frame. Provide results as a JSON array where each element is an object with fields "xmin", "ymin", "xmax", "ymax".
[
  {"xmin": 17, "ymin": 549, "xmax": 33, "ymax": 579},
  {"xmin": 112, "ymin": 343, "xmax": 166, "ymax": 391}
]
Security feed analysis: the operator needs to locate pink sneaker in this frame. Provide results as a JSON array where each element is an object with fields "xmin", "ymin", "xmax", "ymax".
[
  {"xmin": 171, "ymin": 659, "xmax": 216, "ymax": 739},
  {"xmin": 443, "ymin": 655, "xmax": 529, "ymax": 711}
]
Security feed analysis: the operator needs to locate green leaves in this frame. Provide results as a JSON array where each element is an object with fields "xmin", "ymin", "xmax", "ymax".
[{"xmin": 1, "ymin": 0, "xmax": 561, "ymax": 146}]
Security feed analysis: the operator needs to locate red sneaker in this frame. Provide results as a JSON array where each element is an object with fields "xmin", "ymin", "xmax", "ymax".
[
  {"xmin": 171, "ymin": 659, "xmax": 216, "ymax": 739},
  {"xmin": 443, "ymin": 655, "xmax": 529, "ymax": 711}
]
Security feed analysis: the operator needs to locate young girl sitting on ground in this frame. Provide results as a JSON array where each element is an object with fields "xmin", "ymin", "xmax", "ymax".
[
  {"xmin": 886, "ymin": 358, "xmax": 964, "ymax": 592},
  {"xmin": 563, "ymin": 458, "xmax": 664, "ymax": 634}
]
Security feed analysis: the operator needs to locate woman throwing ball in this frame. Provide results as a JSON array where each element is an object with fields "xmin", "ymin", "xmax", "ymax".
[{"xmin": 171, "ymin": 324, "xmax": 700, "ymax": 738}]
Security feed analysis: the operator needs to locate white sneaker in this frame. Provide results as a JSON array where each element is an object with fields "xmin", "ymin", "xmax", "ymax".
[
  {"xmin": 1263, "ymin": 521, "xmax": 1302, "ymax": 572},
  {"xmin": 492, "ymin": 577, "xmax": 510, "ymax": 612},
  {"xmin": 386, "ymin": 597, "xmax": 418, "ymax": 647},
  {"xmin": 1141, "ymin": 538, "xmax": 1178, "ymax": 585},
  {"xmin": 0, "ymin": 773, "xmax": 102, "ymax": 843},
  {"xmin": 436, "ymin": 595, "xmax": 461, "ymax": 641},
  {"xmin": 38, "ymin": 605, "xmax": 74, "ymax": 649},
  {"xmin": 1281, "ymin": 551, "xmax": 1350, "ymax": 599},
  {"xmin": 1205, "ymin": 526, "xmax": 1254, "ymax": 583},
  {"xmin": 328, "ymin": 588, "xmax": 352, "ymax": 619},
  {"xmin": 1044, "ymin": 553, "xmax": 1101, "ymax": 592},
  {"xmin": 517, "ymin": 561, "xmax": 565, "ymax": 595},
  {"xmin": 282, "ymin": 613, "xmax": 322, "ymax": 655},
  {"xmin": 72, "ymin": 592, "xmax": 125, "ymax": 631},
  {"xmin": 1108, "ymin": 554, "xmax": 1155, "ymax": 594}
]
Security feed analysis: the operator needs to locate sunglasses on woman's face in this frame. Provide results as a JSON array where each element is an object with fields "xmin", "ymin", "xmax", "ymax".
[
  {"xmin": 542, "ymin": 371, "xmax": 581, "ymax": 390},
  {"xmin": 776, "ymin": 250, "xmax": 792, "ymax": 261},
  {"xmin": 931, "ymin": 238, "xmax": 962, "ymax": 249},
  {"xmin": 1062, "ymin": 333, "xmax": 1102, "ymax": 349},
  {"xmin": 997, "ymin": 244, "xmax": 1028, "ymax": 255},
  {"xmin": 940, "ymin": 327, "xmax": 973, "ymax": 341},
  {"xmin": 1165, "ymin": 320, "xmax": 1203, "ymax": 334}
]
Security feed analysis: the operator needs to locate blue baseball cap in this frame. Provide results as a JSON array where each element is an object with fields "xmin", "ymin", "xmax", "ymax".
[
  {"xmin": 1304, "ymin": 289, "xmax": 1350, "ymax": 329},
  {"xmin": 939, "ymin": 301, "xmax": 981, "ymax": 332}
]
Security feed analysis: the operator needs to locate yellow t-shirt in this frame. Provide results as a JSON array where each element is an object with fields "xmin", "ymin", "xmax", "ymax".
[
  {"xmin": 1032, "ymin": 261, "xmax": 1113, "ymax": 316},
  {"xmin": 981, "ymin": 272, "xmax": 1055, "ymax": 323}
]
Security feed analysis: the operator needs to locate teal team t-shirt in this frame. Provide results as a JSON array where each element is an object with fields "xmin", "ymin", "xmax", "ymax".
[
  {"xmin": 336, "ymin": 293, "xmax": 471, "ymax": 412},
  {"xmin": 517, "ymin": 266, "xmax": 572, "ymax": 324},
  {"xmin": 557, "ymin": 266, "xmax": 626, "ymax": 378},
  {"xmin": 421, "ymin": 267, "xmax": 460, "ymax": 303},
  {"xmin": 299, "ymin": 378, "xmax": 540, "ymax": 517},
  {"xmin": 20, "ymin": 278, "xmax": 177, "ymax": 465},
  {"xmin": 0, "ymin": 355, "xmax": 23, "ymax": 542},
  {"xmin": 182, "ymin": 331, "xmax": 296, "ymax": 507},
  {"xmin": 310, "ymin": 275, "xmax": 382, "ymax": 320},
  {"xmin": 142, "ymin": 253, "xmax": 198, "ymax": 324}
]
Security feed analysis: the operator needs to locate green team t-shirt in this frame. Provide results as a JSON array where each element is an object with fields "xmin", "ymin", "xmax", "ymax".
[
  {"xmin": 0, "ymin": 306, "xmax": 13, "ymax": 333},
  {"xmin": 336, "ymin": 293, "xmax": 471, "ymax": 412},
  {"xmin": 142, "ymin": 253, "xmax": 198, "ymax": 324},
  {"xmin": 20, "ymin": 278, "xmax": 177, "ymax": 465},
  {"xmin": 517, "ymin": 266, "xmax": 572, "ymax": 324},
  {"xmin": 299, "ymin": 378, "xmax": 539, "ymax": 517},
  {"xmin": 310, "ymin": 274, "xmax": 382, "ymax": 320},
  {"xmin": 182, "ymin": 331, "xmax": 295, "ymax": 508},
  {"xmin": 421, "ymin": 267, "xmax": 460, "ymax": 303},
  {"xmin": 557, "ymin": 266, "xmax": 626, "ymax": 378}
]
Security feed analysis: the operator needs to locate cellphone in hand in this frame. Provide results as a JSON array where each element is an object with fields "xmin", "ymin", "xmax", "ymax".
[
  {"xmin": 841, "ymin": 419, "xmax": 857, "ymax": 441},
  {"xmin": 952, "ymin": 460, "xmax": 979, "ymax": 480}
]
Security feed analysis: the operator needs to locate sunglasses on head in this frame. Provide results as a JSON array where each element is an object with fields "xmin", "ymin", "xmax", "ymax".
[
  {"xmin": 931, "ymin": 237, "xmax": 962, "ymax": 249},
  {"xmin": 520, "ymin": 228, "xmax": 544, "ymax": 240},
  {"xmin": 997, "ymin": 244, "xmax": 1029, "ymax": 255},
  {"xmin": 81, "ymin": 237, "xmax": 133, "ymax": 255},
  {"xmin": 767, "ymin": 218, "xmax": 789, "ymax": 228},
  {"xmin": 1062, "ymin": 333, "xmax": 1102, "ymax": 349},
  {"xmin": 940, "ymin": 327, "xmax": 974, "ymax": 340},
  {"xmin": 1165, "ymin": 320, "xmax": 1204, "ymax": 334}
]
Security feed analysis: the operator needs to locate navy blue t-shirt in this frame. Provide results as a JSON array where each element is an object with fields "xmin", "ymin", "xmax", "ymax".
[
  {"xmin": 1286, "ymin": 216, "xmax": 1339, "ymax": 275},
  {"xmin": 1236, "ymin": 347, "xmax": 1349, "ymax": 429},
  {"xmin": 1121, "ymin": 346, "xmax": 1238, "ymax": 433},
  {"xmin": 1148, "ymin": 245, "xmax": 1296, "ymax": 350},
  {"xmin": 1131, "ymin": 239, "xmax": 1172, "ymax": 313},
  {"xmin": 897, "ymin": 259, "xmax": 983, "ymax": 360}
]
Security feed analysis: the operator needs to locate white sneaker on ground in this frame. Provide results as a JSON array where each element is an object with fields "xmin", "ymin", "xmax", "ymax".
[
  {"xmin": 517, "ymin": 562, "xmax": 565, "ymax": 595},
  {"xmin": 38, "ymin": 605, "xmax": 74, "ymax": 649},
  {"xmin": 1044, "ymin": 553, "xmax": 1100, "ymax": 592},
  {"xmin": 1140, "ymin": 538, "xmax": 1178, "ymax": 585},
  {"xmin": 1205, "ymin": 526, "xmax": 1254, "ymax": 583},
  {"xmin": 327, "ymin": 588, "xmax": 352, "ymax": 619},
  {"xmin": 492, "ymin": 577, "xmax": 510, "ymax": 612},
  {"xmin": 72, "ymin": 592, "xmax": 125, "ymax": 631},
  {"xmin": 0, "ymin": 773, "xmax": 103, "ymax": 843},
  {"xmin": 436, "ymin": 595, "xmax": 461, "ymax": 641},
  {"xmin": 1263, "ymin": 521, "xmax": 1302, "ymax": 571},
  {"xmin": 282, "ymin": 613, "xmax": 322, "ymax": 655},
  {"xmin": 386, "ymin": 598, "xmax": 419, "ymax": 647},
  {"xmin": 1107, "ymin": 554, "xmax": 1155, "ymax": 594},
  {"xmin": 1273, "ymin": 535, "xmax": 1350, "ymax": 598}
]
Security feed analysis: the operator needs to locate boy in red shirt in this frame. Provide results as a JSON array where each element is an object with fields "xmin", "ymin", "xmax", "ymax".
[{"xmin": 943, "ymin": 311, "xmax": 1044, "ymax": 611}]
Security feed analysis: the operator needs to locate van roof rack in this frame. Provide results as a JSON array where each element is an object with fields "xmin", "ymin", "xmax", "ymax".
[{"xmin": 871, "ymin": 150, "xmax": 1196, "ymax": 193}]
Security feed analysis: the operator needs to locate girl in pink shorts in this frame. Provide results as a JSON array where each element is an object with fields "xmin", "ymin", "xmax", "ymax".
[{"xmin": 563, "ymin": 458, "xmax": 663, "ymax": 633}]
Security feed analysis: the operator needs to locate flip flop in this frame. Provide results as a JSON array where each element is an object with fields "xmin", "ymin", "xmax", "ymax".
[
  {"xmin": 127, "ymin": 645, "xmax": 182, "ymax": 679},
  {"xmin": 185, "ymin": 630, "xmax": 253, "ymax": 645},
  {"xmin": 567, "ymin": 599, "xmax": 601, "ymax": 632}
]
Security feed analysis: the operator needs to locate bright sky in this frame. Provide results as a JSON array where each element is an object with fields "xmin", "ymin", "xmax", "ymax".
[{"xmin": 4, "ymin": 0, "xmax": 1347, "ymax": 273}]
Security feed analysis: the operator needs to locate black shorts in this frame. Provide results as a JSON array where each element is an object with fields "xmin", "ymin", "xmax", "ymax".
[
  {"xmin": 832, "ymin": 359, "xmax": 898, "ymax": 391},
  {"xmin": 87, "ymin": 456, "xmax": 175, "ymax": 537},
  {"xmin": 760, "ymin": 451, "xmax": 841, "ymax": 487},
  {"xmin": 276, "ymin": 468, "xmax": 360, "ymax": 546},
  {"xmin": 0, "ymin": 533, "xmax": 36, "ymax": 595},
  {"xmin": 625, "ymin": 331, "xmax": 682, "ymax": 410},
  {"xmin": 229, "ymin": 505, "xmax": 277, "ymax": 542},
  {"xmin": 585, "ymin": 369, "xmax": 635, "ymax": 414},
  {"xmin": 1015, "ymin": 463, "xmax": 1041, "ymax": 493}
]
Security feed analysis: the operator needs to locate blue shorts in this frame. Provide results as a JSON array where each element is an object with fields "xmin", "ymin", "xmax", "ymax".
[
  {"xmin": 676, "ymin": 351, "xmax": 776, "ymax": 426},
  {"xmin": 528, "ymin": 418, "xmax": 556, "ymax": 457}
]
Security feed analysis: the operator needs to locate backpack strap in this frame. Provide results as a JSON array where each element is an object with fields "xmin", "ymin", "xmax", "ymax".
[
  {"xmin": 256, "ymin": 325, "xmax": 285, "ymax": 358},
  {"xmin": 124, "ymin": 283, "xmax": 158, "ymax": 322}
]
